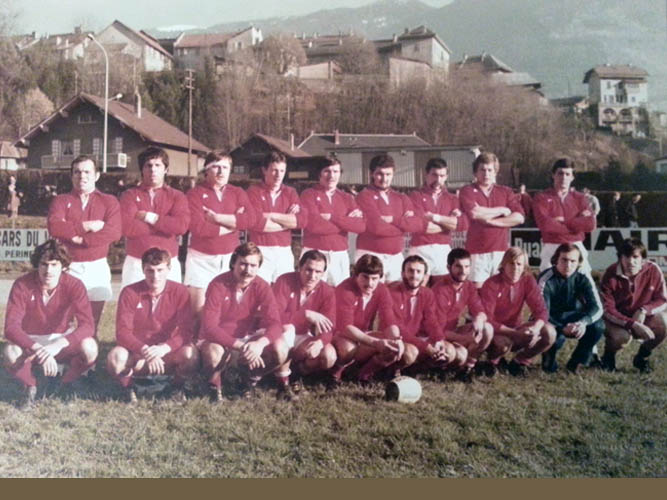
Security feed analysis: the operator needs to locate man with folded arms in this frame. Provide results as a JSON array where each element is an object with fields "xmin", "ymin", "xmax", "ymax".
[
  {"xmin": 107, "ymin": 247, "xmax": 198, "ymax": 403},
  {"xmin": 200, "ymin": 242, "xmax": 292, "ymax": 401},
  {"xmin": 3, "ymin": 240, "xmax": 97, "ymax": 408},
  {"xmin": 273, "ymin": 250, "xmax": 337, "ymax": 395},
  {"xmin": 47, "ymin": 154, "xmax": 121, "ymax": 330}
]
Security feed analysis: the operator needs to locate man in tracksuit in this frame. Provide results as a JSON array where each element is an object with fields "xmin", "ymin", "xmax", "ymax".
[{"xmin": 538, "ymin": 243, "xmax": 604, "ymax": 373}]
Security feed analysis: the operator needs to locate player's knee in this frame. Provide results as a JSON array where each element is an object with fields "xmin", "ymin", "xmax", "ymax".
[
  {"xmin": 106, "ymin": 346, "xmax": 128, "ymax": 373},
  {"xmin": 333, "ymin": 338, "xmax": 356, "ymax": 360},
  {"xmin": 402, "ymin": 343, "xmax": 419, "ymax": 367},
  {"xmin": 181, "ymin": 344, "xmax": 200, "ymax": 368},
  {"xmin": 321, "ymin": 344, "xmax": 337, "ymax": 370},
  {"xmin": 543, "ymin": 323, "xmax": 557, "ymax": 346},
  {"xmin": 272, "ymin": 339, "xmax": 290, "ymax": 365},
  {"xmin": 201, "ymin": 342, "xmax": 225, "ymax": 366},
  {"xmin": 454, "ymin": 344, "xmax": 468, "ymax": 366},
  {"xmin": 79, "ymin": 337, "xmax": 99, "ymax": 364},
  {"xmin": 3, "ymin": 343, "xmax": 23, "ymax": 365}
]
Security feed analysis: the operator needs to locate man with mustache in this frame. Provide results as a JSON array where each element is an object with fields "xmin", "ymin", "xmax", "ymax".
[
  {"xmin": 184, "ymin": 150, "xmax": 255, "ymax": 314},
  {"xmin": 119, "ymin": 146, "xmax": 190, "ymax": 288},
  {"xmin": 199, "ymin": 242, "xmax": 289, "ymax": 401},
  {"xmin": 408, "ymin": 158, "xmax": 467, "ymax": 282},
  {"xmin": 599, "ymin": 238, "xmax": 667, "ymax": 372},
  {"xmin": 272, "ymin": 250, "xmax": 337, "ymax": 399},
  {"xmin": 3, "ymin": 240, "xmax": 97, "ymax": 408},
  {"xmin": 47, "ymin": 155, "xmax": 121, "ymax": 331}
]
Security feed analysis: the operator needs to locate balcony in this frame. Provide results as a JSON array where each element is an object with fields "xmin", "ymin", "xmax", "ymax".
[{"xmin": 41, "ymin": 153, "xmax": 128, "ymax": 169}]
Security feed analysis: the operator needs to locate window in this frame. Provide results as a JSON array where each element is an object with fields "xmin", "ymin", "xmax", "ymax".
[
  {"xmin": 413, "ymin": 44, "xmax": 419, "ymax": 53},
  {"xmin": 606, "ymin": 81, "xmax": 611, "ymax": 89},
  {"xmin": 61, "ymin": 140, "xmax": 74, "ymax": 155},
  {"xmin": 236, "ymin": 41, "xmax": 243, "ymax": 50},
  {"xmin": 51, "ymin": 140, "xmax": 61, "ymax": 157},
  {"xmin": 234, "ymin": 164, "xmax": 247, "ymax": 174},
  {"xmin": 73, "ymin": 139, "xmax": 81, "ymax": 156},
  {"xmin": 113, "ymin": 137, "xmax": 123, "ymax": 153},
  {"xmin": 92, "ymin": 138, "xmax": 101, "ymax": 157},
  {"xmin": 78, "ymin": 113, "xmax": 97, "ymax": 124}
]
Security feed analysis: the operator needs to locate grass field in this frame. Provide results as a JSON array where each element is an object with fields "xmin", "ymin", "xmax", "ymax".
[{"xmin": 0, "ymin": 302, "xmax": 665, "ymax": 478}]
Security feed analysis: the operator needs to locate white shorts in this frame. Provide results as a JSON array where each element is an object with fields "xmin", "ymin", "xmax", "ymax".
[
  {"xmin": 67, "ymin": 258, "xmax": 112, "ymax": 301},
  {"xmin": 470, "ymin": 251, "xmax": 505, "ymax": 284},
  {"xmin": 408, "ymin": 244, "xmax": 451, "ymax": 276},
  {"xmin": 121, "ymin": 255, "xmax": 182, "ymax": 289},
  {"xmin": 256, "ymin": 245, "xmax": 295, "ymax": 283},
  {"xmin": 301, "ymin": 247, "xmax": 350, "ymax": 286},
  {"xmin": 183, "ymin": 248, "xmax": 232, "ymax": 289},
  {"xmin": 354, "ymin": 250, "xmax": 404, "ymax": 283},
  {"xmin": 540, "ymin": 241, "xmax": 592, "ymax": 276}
]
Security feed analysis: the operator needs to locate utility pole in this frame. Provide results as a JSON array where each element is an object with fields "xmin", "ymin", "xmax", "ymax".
[{"xmin": 184, "ymin": 69, "xmax": 195, "ymax": 178}]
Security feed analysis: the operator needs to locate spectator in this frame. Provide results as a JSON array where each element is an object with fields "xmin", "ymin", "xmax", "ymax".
[
  {"xmin": 605, "ymin": 192, "xmax": 621, "ymax": 227},
  {"xmin": 582, "ymin": 188, "xmax": 600, "ymax": 219},
  {"xmin": 517, "ymin": 184, "xmax": 533, "ymax": 227},
  {"xmin": 625, "ymin": 194, "xmax": 641, "ymax": 228}
]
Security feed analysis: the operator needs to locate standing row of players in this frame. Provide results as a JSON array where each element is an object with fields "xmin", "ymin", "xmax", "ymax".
[{"xmin": 3, "ymin": 146, "xmax": 665, "ymax": 405}]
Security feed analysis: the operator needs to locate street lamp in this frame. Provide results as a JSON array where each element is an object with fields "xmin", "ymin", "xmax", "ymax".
[{"xmin": 86, "ymin": 33, "xmax": 109, "ymax": 172}]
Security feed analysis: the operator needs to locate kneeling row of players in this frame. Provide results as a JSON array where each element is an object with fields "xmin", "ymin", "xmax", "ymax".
[{"xmin": 4, "ymin": 237, "xmax": 665, "ymax": 407}]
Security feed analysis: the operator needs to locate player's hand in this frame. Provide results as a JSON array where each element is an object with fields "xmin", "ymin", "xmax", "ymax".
[
  {"xmin": 287, "ymin": 204, "xmax": 300, "ymax": 214},
  {"xmin": 554, "ymin": 216, "xmax": 565, "ymax": 222},
  {"xmin": 451, "ymin": 208, "xmax": 462, "ymax": 217},
  {"xmin": 136, "ymin": 210, "xmax": 148, "ymax": 221},
  {"xmin": 141, "ymin": 344, "xmax": 170, "ymax": 362},
  {"xmin": 82, "ymin": 220, "xmax": 104, "ymax": 232},
  {"xmin": 41, "ymin": 356, "xmax": 59, "ymax": 377},
  {"xmin": 631, "ymin": 322, "xmax": 655, "ymax": 341},
  {"xmin": 147, "ymin": 357, "xmax": 166, "ymax": 375},
  {"xmin": 320, "ymin": 213, "xmax": 332, "ymax": 221},
  {"xmin": 564, "ymin": 322, "xmax": 586, "ymax": 339},
  {"xmin": 404, "ymin": 210, "xmax": 414, "ymax": 217},
  {"xmin": 305, "ymin": 310, "xmax": 333, "ymax": 335},
  {"xmin": 632, "ymin": 309, "xmax": 647, "ymax": 325},
  {"xmin": 348, "ymin": 208, "xmax": 363, "ymax": 218},
  {"xmin": 380, "ymin": 215, "xmax": 393, "ymax": 223},
  {"xmin": 242, "ymin": 341, "xmax": 265, "ymax": 370},
  {"xmin": 304, "ymin": 339, "xmax": 324, "ymax": 360},
  {"xmin": 425, "ymin": 211, "xmax": 439, "ymax": 223},
  {"xmin": 518, "ymin": 327, "xmax": 540, "ymax": 349},
  {"xmin": 71, "ymin": 236, "xmax": 84, "ymax": 245},
  {"xmin": 580, "ymin": 209, "xmax": 593, "ymax": 217},
  {"xmin": 34, "ymin": 339, "xmax": 67, "ymax": 364}
]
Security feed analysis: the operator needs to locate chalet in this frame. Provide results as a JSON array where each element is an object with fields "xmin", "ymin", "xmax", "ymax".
[
  {"xmin": 583, "ymin": 64, "xmax": 649, "ymax": 137},
  {"xmin": 15, "ymin": 92, "xmax": 209, "ymax": 176},
  {"xmin": 230, "ymin": 133, "xmax": 315, "ymax": 181},
  {"xmin": 0, "ymin": 141, "xmax": 27, "ymax": 171},
  {"xmin": 93, "ymin": 20, "xmax": 173, "ymax": 72},
  {"xmin": 173, "ymin": 27, "xmax": 262, "ymax": 70}
]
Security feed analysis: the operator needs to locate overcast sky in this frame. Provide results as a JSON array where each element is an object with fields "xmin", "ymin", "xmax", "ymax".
[{"xmin": 12, "ymin": 0, "xmax": 452, "ymax": 35}]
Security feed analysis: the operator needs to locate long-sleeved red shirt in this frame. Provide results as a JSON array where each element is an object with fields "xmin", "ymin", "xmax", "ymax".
[
  {"xmin": 431, "ymin": 276, "xmax": 486, "ymax": 338},
  {"xmin": 246, "ymin": 183, "xmax": 308, "ymax": 247},
  {"xmin": 387, "ymin": 281, "xmax": 439, "ymax": 350},
  {"xmin": 115, "ymin": 280, "xmax": 194, "ymax": 354},
  {"xmin": 533, "ymin": 188, "xmax": 596, "ymax": 244},
  {"xmin": 408, "ymin": 187, "xmax": 468, "ymax": 246},
  {"xmin": 600, "ymin": 261, "xmax": 667, "ymax": 329},
  {"xmin": 120, "ymin": 183, "xmax": 190, "ymax": 258},
  {"xmin": 4, "ymin": 272, "xmax": 94, "ymax": 351},
  {"xmin": 334, "ymin": 277, "xmax": 396, "ymax": 335},
  {"xmin": 480, "ymin": 272, "xmax": 548, "ymax": 331},
  {"xmin": 47, "ymin": 190, "xmax": 121, "ymax": 262},
  {"xmin": 272, "ymin": 271, "xmax": 336, "ymax": 344},
  {"xmin": 187, "ymin": 183, "xmax": 256, "ymax": 255},
  {"xmin": 459, "ymin": 183, "xmax": 524, "ymax": 254},
  {"xmin": 356, "ymin": 186, "xmax": 421, "ymax": 255},
  {"xmin": 200, "ymin": 271, "xmax": 282, "ymax": 348},
  {"xmin": 300, "ymin": 185, "xmax": 366, "ymax": 251}
]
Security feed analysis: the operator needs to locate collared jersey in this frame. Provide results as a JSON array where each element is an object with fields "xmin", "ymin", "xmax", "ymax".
[
  {"xmin": 533, "ymin": 188, "xmax": 596, "ymax": 244},
  {"xmin": 480, "ymin": 272, "xmax": 548, "ymax": 331},
  {"xmin": 431, "ymin": 275, "xmax": 485, "ymax": 337},
  {"xmin": 335, "ymin": 277, "xmax": 396, "ymax": 334},
  {"xmin": 537, "ymin": 267, "xmax": 603, "ymax": 328},
  {"xmin": 387, "ymin": 281, "xmax": 439, "ymax": 350},
  {"xmin": 247, "ymin": 183, "xmax": 308, "ymax": 247},
  {"xmin": 408, "ymin": 187, "xmax": 468, "ymax": 246}
]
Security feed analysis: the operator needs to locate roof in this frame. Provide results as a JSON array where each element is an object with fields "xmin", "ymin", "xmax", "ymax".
[
  {"xmin": 175, "ymin": 29, "xmax": 248, "ymax": 49},
  {"xmin": 492, "ymin": 71, "xmax": 541, "ymax": 88},
  {"xmin": 299, "ymin": 132, "xmax": 430, "ymax": 156},
  {"xmin": 109, "ymin": 20, "xmax": 174, "ymax": 60},
  {"xmin": 17, "ymin": 93, "xmax": 209, "ymax": 153},
  {"xmin": 397, "ymin": 25, "xmax": 452, "ymax": 54},
  {"xmin": 0, "ymin": 141, "xmax": 27, "ymax": 158},
  {"xmin": 252, "ymin": 133, "xmax": 311, "ymax": 158},
  {"xmin": 550, "ymin": 96, "xmax": 588, "ymax": 107},
  {"xmin": 457, "ymin": 53, "xmax": 513, "ymax": 73},
  {"xmin": 583, "ymin": 65, "xmax": 649, "ymax": 83}
]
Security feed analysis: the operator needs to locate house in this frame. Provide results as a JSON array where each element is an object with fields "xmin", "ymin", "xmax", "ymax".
[
  {"xmin": 285, "ymin": 60, "xmax": 342, "ymax": 92},
  {"xmin": 0, "ymin": 141, "xmax": 28, "ymax": 171},
  {"xmin": 583, "ymin": 64, "xmax": 649, "ymax": 137},
  {"xmin": 299, "ymin": 132, "xmax": 478, "ymax": 188},
  {"xmin": 93, "ymin": 20, "xmax": 174, "ymax": 72},
  {"xmin": 655, "ymin": 156, "xmax": 667, "ymax": 175},
  {"xmin": 374, "ymin": 26, "xmax": 451, "ymax": 72},
  {"xmin": 15, "ymin": 92, "xmax": 209, "ymax": 177},
  {"xmin": 38, "ymin": 26, "xmax": 93, "ymax": 60},
  {"xmin": 550, "ymin": 96, "xmax": 590, "ymax": 115},
  {"xmin": 174, "ymin": 27, "xmax": 262, "ymax": 70},
  {"xmin": 230, "ymin": 133, "xmax": 314, "ymax": 181}
]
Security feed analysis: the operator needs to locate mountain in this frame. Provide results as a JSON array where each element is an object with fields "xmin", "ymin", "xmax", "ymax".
[{"xmin": 150, "ymin": 0, "xmax": 667, "ymax": 109}]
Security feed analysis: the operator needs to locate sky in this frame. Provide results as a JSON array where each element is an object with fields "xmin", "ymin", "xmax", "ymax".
[{"xmin": 11, "ymin": 0, "xmax": 453, "ymax": 35}]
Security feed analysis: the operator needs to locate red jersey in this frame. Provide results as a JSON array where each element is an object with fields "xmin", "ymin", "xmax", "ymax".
[
  {"xmin": 459, "ymin": 183, "xmax": 524, "ymax": 253},
  {"xmin": 431, "ymin": 276, "xmax": 486, "ymax": 337},
  {"xmin": 533, "ymin": 188, "xmax": 596, "ymax": 244},
  {"xmin": 356, "ymin": 186, "xmax": 421, "ymax": 255},
  {"xmin": 335, "ymin": 277, "xmax": 396, "ymax": 334},
  {"xmin": 4, "ymin": 272, "xmax": 94, "ymax": 351},
  {"xmin": 387, "ymin": 281, "xmax": 439, "ymax": 350},
  {"xmin": 115, "ymin": 280, "xmax": 194, "ymax": 354},
  {"xmin": 300, "ymin": 185, "xmax": 366, "ymax": 251},
  {"xmin": 47, "ymin": 190, "xmax": 121, "ymax": 262},
  {"xmin": 187, "ymin": 183, "xmax": 256, "ymax": 255},
  {"xmin": 200, "ymin": 271, "xmax": 282, "ymax": 348},
  {"xmin": 247, "ymin": 183, "xmax": 308, "ymax": 247},
  {"xmin": 600, "ymin": 261, "xmax": 667, "ymax": 329},
  {"xmin": 408, "ymin": 187, "xmax": 468, "ymax": 246},
  {"xmin": 272, "ymin": 271, "xmax": 336, "ymax": 344},
  {"xmin": 120, "ymin": 184, "xmax": 190, "ymax": 259},
  {"xmin": 480, "ymin": 272, "xmax": 548, "ymax": 331}
]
